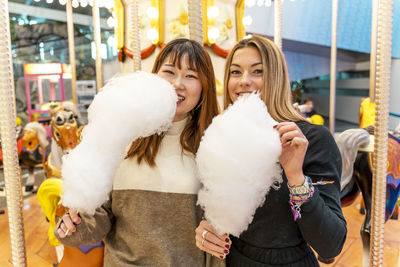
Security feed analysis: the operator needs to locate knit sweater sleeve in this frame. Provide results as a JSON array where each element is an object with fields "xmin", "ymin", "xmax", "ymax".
[
  {"xmin": 296, "ymin": 123, "xmax": 347, "ymax": 259},
  {"xmin": 54, "ymin": 197, "xmax": 114, "ymax": 247}
]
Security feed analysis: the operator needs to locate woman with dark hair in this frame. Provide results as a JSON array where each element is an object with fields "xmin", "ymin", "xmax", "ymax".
[
  {"xmin": 56, "ymin": 38, "xmax": 221, "ymax": 267},
  {"xmin": 195, "ymin": 35, "xmax": 346, "ymax": 266}
]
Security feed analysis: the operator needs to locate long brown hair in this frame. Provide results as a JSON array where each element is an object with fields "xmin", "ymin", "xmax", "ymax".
[
  {"xmin": 126, "ymin": 38, "xmax": 219, "ymax": 166},
  {"xmin": 223, "ymin": 35, "xmax": 304, "ymax": 122}
]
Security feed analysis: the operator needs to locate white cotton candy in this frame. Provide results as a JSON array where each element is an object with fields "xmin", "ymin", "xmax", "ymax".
[
  {"xmin": 62, "ymin": 72, "xmax": 177, "ymax": 214},
  {"xmin": 196, "ymin": 93, "xmax": 282, "ymax": 237}
]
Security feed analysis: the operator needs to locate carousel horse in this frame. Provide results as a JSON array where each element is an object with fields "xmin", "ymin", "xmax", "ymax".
[
  {"xmin": 38, "ymin": 102, "xmax": 104, "ymax": 266},
  {"xmin": 331, "ymin": 97, "xmax": 400, "ymax": 265},
  {"xmin": 37, "ymin": 178, "xmax": 104, "ymax": 267},
  {"xmin": 20, "ymin": 122, "xmax": 49, "ymax": 191},
  {"xmin": 44, "ymin": 102, "xmax": 84, "ymax": 178}
]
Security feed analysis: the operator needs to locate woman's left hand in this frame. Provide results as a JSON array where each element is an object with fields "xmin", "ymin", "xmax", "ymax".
[{"xmin": 275, "ymin": 122, "xmax": 308, "ymax": 185}]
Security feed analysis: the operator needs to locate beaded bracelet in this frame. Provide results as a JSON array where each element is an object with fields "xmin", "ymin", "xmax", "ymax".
[{"xmin": 288, "ymin": 176, "xmax": 334, "ymax": 221}]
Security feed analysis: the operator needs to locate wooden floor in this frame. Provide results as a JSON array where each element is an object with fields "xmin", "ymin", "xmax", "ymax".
[{"xmin": 0, "ymin": 195, "xmax": 399, "ymax": 266}]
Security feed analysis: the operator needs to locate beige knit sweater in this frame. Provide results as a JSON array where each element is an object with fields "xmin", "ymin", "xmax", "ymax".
[{"xmin": 55, "ymin": 119, "xmax": 225, "ymax": 267}]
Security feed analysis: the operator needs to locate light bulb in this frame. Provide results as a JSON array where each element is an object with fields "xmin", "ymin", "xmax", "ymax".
[
  {"xmin": 146, "ymin": 7, "xmax": 159, "ymax": 19},
  {"xmin": 59, "ymin": 0, "xmax": 67, "ymax": 5},
  {"xmin": 207, "ymin": 6, "xmax": 219, "ymax": 19},
  {"xmin": 257, "ymin": 0, "xmax": 264, "ymax": 6},
  {"xmin": 245, "ymin": 0, "xmax": 256, "ymax": 8},
  {"xmin": 46, "ymin": 0, "xmax": 54, "ymax": 3},
  {"xmin": 242, "ymin": 16, "xmax": 253, "ymax": 26},
  {"xmin": 80, "ymin": 0, "xmax": 88, "ymax": 7},
  {"xmin": 107, "ymin": 16, "xmax": 116, "ymax": 28},
  {"xmin": 72, "ymin": 0, "xmax": 79, "ymax": 8},
  {"xmin": 208, "ymin": 27, "xmax": 220, "ymax": 43},
  {"xmin": 147, "ymin": 28, "xmax": 159, "ymax": 43},
  {"xmin": 265, "ymin": 0, "xmax": 272, "ymax": 7}
]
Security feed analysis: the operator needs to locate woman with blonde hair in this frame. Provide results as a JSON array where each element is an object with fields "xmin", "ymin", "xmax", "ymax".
[
  {"xmin": 196, "ymin": 35, "xmax": 346, "ymax": 266},
  {"xmin": 55, "ymin": 38, "xmax": 221, "ymax": 267}
]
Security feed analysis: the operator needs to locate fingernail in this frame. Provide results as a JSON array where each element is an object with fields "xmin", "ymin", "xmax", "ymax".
[
  {"xmin": 225, "ymin": 238, "xmax": 230, "ymax": 242},
  {"xmin": 273, "ymin": 125, "xmax": 277, "ymax": 129},
  {"xmin": 219, "ymin": 255, "xmax": 224, "ymax": 259},
  {"xmin": 225, "ymin": 244, "xmax": 230, "ymax": 249},
  {"xmin": 224, "ymin": 249, "xmax": 229, "ymax": 254}
]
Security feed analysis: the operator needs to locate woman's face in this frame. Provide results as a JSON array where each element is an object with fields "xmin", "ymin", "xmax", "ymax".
[
  {"xmin": 228, "ymin": 46, "xmax": 264, "ymax": 103},
  {"xmin": 157, "ymin": 54, "xmax": 202, "ymax": 122}
]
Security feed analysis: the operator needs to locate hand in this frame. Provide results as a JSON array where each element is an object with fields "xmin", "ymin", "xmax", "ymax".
[
  {"xmin": 275, "ymin": 122, "xmax": 308, "ymax": 185},
  {"xmin": 195, "ymin": 220, "xmax": 231, "ymax": 259},
  {"xmin": 57, "ymin": 208, "xmax": 81, "ymax": 238}
]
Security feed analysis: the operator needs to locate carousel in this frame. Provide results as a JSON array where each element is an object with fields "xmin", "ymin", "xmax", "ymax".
[{"xmin": 0, "ymin": 0, "xmax": 398, "ymax": 266}]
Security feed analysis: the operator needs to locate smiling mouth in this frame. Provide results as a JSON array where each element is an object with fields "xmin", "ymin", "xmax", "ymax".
[
  {"xmin": 177, "ymin": 95, "xmax": 185, "ymax": 103},
  {"xmin": 236, "ymin": 91, "xmax": 253, "ymax": 97}
]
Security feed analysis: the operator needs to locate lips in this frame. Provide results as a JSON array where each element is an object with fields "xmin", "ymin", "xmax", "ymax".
[
  {"xmin": 177, "ymin": 94, "xmax": 185, "ymax": 104},
  {"xmin": 236, "ymin": 91, "xmax": 253, "ymax": 97}
]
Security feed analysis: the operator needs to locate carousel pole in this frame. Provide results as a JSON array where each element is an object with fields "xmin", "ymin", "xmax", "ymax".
[
  {"xmin": 274, "ymin": 0, "xmax": 282, "ymax": 50},
  {"xmin": 370, "ymin": 0, "xmax": 393, "ymax": 266},
  {"xmin": 369, "ymin": 0, "xmax": 379, "ymax": 102},
  {"xmin": 92, "ymin": 0, "xmax": 103, "ymax": 91},
  {"xmin": 329, "ymin": 0, "xmax": 338, "ymax": 134},
  {"xmin": 66, "ymin": 0, "xmax": 78, "ymax": 104},
  {"xmin": 0, "ymin": 0, "xmax": 27, "ymax": 266},
  {"xmin": 188, "ymin": 0, "xmax": 203, "ymax": 44},
  {"xmin": 128, "ymin": 0, "xmax": 141, "ymax": 71}
]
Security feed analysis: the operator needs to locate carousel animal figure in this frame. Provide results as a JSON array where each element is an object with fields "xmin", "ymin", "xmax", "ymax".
[
  {"xmin": 38, "ymin": 102, "xmax": 104, "ymax": 266},
  {"xmin": 44, "ymin": 102, "xmax": 84, "ymax": 179},
  {"xmin": 333, "ymin": 97, "xmax": 400, "ymax": 265},
  {"xmin": 20, "ymin": 122, "xmax": 49, "ymax": 192},
  {"xmin": 37, "ymin": 178, "xmax": 104, "ymax": 267}
]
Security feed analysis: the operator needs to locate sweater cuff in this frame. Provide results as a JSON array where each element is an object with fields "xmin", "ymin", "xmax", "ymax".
[{"xmin": 299, "ymin": 187, "xmax": 320, "ymax": 213}]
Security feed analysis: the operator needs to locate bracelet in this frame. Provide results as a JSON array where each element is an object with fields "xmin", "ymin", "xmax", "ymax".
[{"xmin": 288, "ymin": 176, "xmax": 335, "ymax": 221}]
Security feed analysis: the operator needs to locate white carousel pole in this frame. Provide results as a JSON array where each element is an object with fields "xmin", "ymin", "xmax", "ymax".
[
  {"xmin": 370, "ymin": 0, "xmax": 393, "ymax": 266},
  {"xmin": 66, "ymin": 0, "xmax": 78, "ymax": 104},
  {"xmin": 0, "ymin": 0, "xmax": 27, "ymax": 266},
  {"xmin": 129, "ymin": 0, "xmax": 141, "ymax": 71},
  {"xmin": 274, "ymin": 0, "xmax": 282, "ymax": 50},
  {"xmin": 188, "ymin": 0, "xmax": 203, "ymax": 44},
  {"xmin": 369, "ymin": 0, "xmax": 379, "ymax": 103},
  {"xmin": 92, "ymin": 0, "xmax": 103, "ymax": 91},
  {"xmin": 329, "ymin": 0, "xmax": 338, "ymax": 134}
]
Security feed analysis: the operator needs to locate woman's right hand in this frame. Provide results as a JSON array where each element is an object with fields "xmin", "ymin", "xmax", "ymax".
[
  {"xmin": 57, "ymin": 208, "xmax": 81, "ymax": 238},
  {"xmin": 195, "ymin": 220, "xmax": 231, "ymax": 259}
]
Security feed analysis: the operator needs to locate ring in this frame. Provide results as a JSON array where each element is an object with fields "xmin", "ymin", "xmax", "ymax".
[
  {"xmin": 201, "ymin": 239, "xmax": 205, "ymax": 247},
  {"xmin": 202, "ymin": 230, "xmax": 208, "ymax": 239}
]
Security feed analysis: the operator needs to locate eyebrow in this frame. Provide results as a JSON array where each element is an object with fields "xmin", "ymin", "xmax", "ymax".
[
  {"xmin": 163, "ymin": 63, "xmax": 197, "ymax": 71},
  {"xmin": 231, "ymin": 62, "xmax": 262, "ymax": 67}
]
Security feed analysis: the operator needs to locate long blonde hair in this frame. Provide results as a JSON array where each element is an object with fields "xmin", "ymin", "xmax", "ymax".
[
  {"xmin": 223, "ymin": 35, "xmax": 304, "ymax": 122},
  {"xmin": 126, "ymin": 38, "xmax": 219, "ymax": 166}
]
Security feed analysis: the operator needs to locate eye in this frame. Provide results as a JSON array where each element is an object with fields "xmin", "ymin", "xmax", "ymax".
[
  {"xmin": 163, "ymin": 70, "xmax": 174, "ymax": 75},
  {"xmin": 55, "ymin": 115, "xmax": 65, "ymax": 125},
  {"xmin": 254, "ymin": 69, "xmax": 263, "ymax": 74},
  {"xmin": 186, "ymin": 74, "xmax": 198, "ymax": 79},
  {"xmin": 68, "ymin": 113, "xmax": 75, "ymax": 123},
  {"xmin": 230, "ymin": 70, "xmax": 240, "ymax": 75}
]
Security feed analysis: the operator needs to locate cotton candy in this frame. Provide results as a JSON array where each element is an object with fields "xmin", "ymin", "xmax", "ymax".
[
  {"xmin": 62, "ymin": 72, "xmax": 177, "ymax": 214},
  {"xmin": 196, "ymin": 93, "xmax": 282, "ymax": 237}
]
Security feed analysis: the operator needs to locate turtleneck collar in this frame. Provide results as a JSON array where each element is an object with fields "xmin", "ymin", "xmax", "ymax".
[{"xmin": 166, "ymin": 117, "xmax": 189, "ymax": 136}]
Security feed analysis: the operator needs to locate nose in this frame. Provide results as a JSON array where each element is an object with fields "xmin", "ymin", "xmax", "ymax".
[
  {"xmin": 239, "ymin": 72, "xmax": 251, "ymax": 88},
  {"xmin": 172, "ymin": 75, "xmax": 184, "ymax": 90}
]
